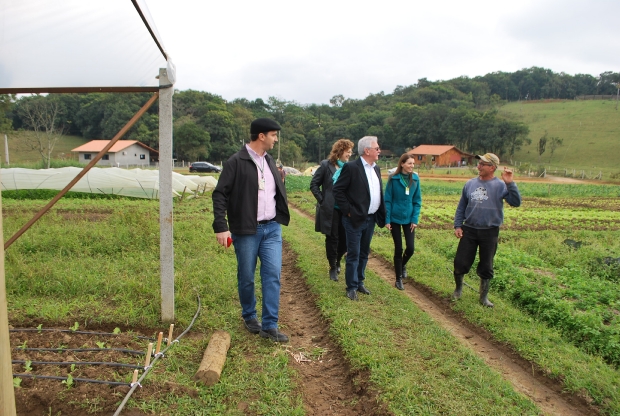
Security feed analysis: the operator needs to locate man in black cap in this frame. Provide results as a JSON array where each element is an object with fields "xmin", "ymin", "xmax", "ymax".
[{"xmin": 212, "ymin": 118, "xmax": 290, "ymax": 342}]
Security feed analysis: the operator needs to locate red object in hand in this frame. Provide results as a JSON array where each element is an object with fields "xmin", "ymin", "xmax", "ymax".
[{"xmin": 227, "ymin": 236, "xmax": 233, "ymax": 247}]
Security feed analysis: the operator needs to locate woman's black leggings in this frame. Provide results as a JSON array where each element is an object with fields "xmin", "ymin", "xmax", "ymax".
[{"xmin": 390, "ymin": 223, "xmax": 415, "ymax": 278}]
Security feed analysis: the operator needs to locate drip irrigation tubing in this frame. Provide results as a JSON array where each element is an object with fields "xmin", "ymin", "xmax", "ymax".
[
  {"xmin": 13, "ymin": 360, "xmax": 144, "ymax": 369},
  {"xmin": 113, "ymin": 294, "xmax": 202, "ymax": 416},
  {"xmin": 13, "ymin": 373, "xmax": 130, "ymax": 386},
  {"xmin": 9, "ymin": 328, "xmax": 156, "ymax": 341},
  {"xmin": 14, "ymin": 347, "xmax": 145, "ymax": 355}
]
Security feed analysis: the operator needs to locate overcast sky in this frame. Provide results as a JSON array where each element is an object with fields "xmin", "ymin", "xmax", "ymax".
[{"xmin": 145, "ymin": 0, "xmax": 619, "ymax": 105}]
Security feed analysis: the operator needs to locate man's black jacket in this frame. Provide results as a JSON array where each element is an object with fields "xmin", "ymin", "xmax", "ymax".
[
  {"xmin": 212, "ymin": 146, "xmax": 290, "ymax": 234},
  {"xmin": 332, "ymin": 157, "xmax": 386, "ymax": 229}
]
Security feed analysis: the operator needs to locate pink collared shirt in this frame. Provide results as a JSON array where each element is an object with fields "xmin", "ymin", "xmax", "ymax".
[{"xmin": 246, "ymin": 144, "xmax": 277, "ymax": 221}]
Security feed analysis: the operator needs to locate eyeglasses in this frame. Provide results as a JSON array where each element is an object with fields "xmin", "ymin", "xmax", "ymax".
[
  {"xmin": 477, "ymin": 162, "xmax": 493, "ymax": 167},
  {"xmin": 367, "ymin": 147, "xmax": 380, "ymax": 151}
]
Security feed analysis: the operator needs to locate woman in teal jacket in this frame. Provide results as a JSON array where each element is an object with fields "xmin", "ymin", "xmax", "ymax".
[{"xmin": 385, "ymin": 153, "xmax": 422, "ymax": 290}]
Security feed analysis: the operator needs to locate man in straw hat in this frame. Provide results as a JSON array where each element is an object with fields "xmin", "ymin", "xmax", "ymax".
[{"xmin": 452, "ymin": 153, "xmax": 521, "ymax": 307}]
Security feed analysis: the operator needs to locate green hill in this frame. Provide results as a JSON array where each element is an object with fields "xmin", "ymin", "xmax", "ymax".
[
  {"xmin": 499, "ymin": 100, "xmax": 620, "ymax": 177},
  {"xmin": 0, "ymin": 131, "xmax": 89, "ymax": 167}
]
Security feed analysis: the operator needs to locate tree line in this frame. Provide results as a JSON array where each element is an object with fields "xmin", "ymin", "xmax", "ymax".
[{"xmin": 1, "ymin": 67, "xmax": 618, "ymax": 166}]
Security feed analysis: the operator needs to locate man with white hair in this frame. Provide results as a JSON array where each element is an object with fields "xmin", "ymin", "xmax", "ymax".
[
  {"xmin": 452, "ymin": 153, "xmax": 521, "ymax": 307},
  {"xmin": 333, "ymin": 136, "xmax": 386, "ymax": 301}
]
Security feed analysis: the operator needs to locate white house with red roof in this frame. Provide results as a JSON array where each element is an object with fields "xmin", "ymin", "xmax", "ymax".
[{"xmin": 72, "ymin": 140, "xmax": 159, "ymax": 167}]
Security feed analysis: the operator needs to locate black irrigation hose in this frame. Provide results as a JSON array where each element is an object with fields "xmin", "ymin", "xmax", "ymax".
[
  {"xmin": 14, "ymin": 347, "xmax": 145, "ymax": 355},
  {"xmin": 9, "ymin": 328, "xmax": 156, "ymax": 341},
  {"xmin": 13, "ymin": 373, "xmax": 130, "ymax": 386},
  {"xmin": 113, "ymin": 294, "xmax": 202, "ymax": 416},
  {"xmin": 13, "ymin": 360, "xmax": 143, "ymax": 369}
]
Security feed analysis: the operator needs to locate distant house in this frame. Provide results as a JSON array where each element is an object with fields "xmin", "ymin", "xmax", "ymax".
[
  {"xmin": 408, "ymin": 145, "xmax": 474, "ymax": 167},
  {"xmin": 72, "ymin": 140, "xmax": 159, "ymax": 167}
]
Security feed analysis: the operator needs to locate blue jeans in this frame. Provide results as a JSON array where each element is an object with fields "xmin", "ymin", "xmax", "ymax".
[
  {"xmin": 342, "ymin": 215, "xmax": 376, "ymax": 291},
  {"xmin": 231, "ymin": 221, "xmax": 282, "ymax": 330}
]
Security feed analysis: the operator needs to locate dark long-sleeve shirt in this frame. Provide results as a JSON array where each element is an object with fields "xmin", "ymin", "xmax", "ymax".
[{"xmin": 454, "ymin": 177, "xmax": 521, "ymax": 229}]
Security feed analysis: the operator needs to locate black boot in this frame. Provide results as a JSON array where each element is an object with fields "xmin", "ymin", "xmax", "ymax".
[
  {"xmin": 336, "ymin": 256, "xmax": 343, "ymax": 274},
  {"xmin": 401, "ymin": 251, "xmax": 411, "ymax": 279},
  {"xmin": 395, "ymin": 278, "xmax": 404, "ymax": 290},
  {"xmin": 329, "ymin": 268, "xmax": 338, "ymax": 281},
  {"xmin": 394, "ymin": 255, "xmax": 403, "ymax": 280},
  {"xmin": 329, "ymin": 260, "xmax": 338, "ymax": 282},
  {"xmin": 479, "ymin": 279, "xmax": 494, "ymax": 308},
  {"xmin": 452, "ymin": 274, "xmax": 464, "ymax": 300}
]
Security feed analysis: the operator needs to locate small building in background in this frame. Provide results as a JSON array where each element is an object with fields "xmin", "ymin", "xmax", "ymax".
[
  {"xmin": 72, "ymin": 140, "xmax": 159, "ymax": 167},
  {"xmin": 407, "ymin": 145, "xmax": 474, "ymax": 167}
]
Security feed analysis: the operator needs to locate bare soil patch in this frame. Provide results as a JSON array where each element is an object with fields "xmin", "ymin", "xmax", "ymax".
[
  {"xmin": 10, "ymin": 328, "xmax": 179, "ymax": 415},
  {"xmin": 279, "ymin": 241, "xmax": 391, "ymax": 415}
]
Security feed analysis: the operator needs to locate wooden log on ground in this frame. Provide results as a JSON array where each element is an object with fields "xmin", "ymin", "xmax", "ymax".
[{"xmin": 193, "ymin": 330, "xmax": 231, "ymax": 386}]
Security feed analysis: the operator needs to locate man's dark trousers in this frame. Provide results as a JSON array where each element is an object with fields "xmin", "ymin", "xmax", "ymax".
[
  {"xmin": 342, "ymin": 214, "xmax": 376, "ymax": 291},
  {"xmin": 453, "ymin": 225, "xmax": 499, "ymax": 280}
]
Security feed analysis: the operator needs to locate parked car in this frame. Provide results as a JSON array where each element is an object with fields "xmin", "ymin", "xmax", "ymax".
[
  {"xmin": 283, "ymin": 166, "xmax": 301, "ymax": 176},
  {"xmin": 189, "ymin": 162, "xmax": 222, "ymax": 173}
]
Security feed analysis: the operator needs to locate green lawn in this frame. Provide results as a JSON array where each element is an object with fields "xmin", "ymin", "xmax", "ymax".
[
  {"xmin": 4, "ymin": 178, "xmax": 620, "ymax": 414},
  {"xmin": 500, "ymin": 100, "xmax": 620, "ymax": 176},
  {"xmin": 0, "ymin": 131, "xmax": 88, "ymax": 166}
]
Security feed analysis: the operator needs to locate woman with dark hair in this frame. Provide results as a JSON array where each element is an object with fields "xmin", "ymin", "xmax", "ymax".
[
  {"xmin": 310, "ymin": 138, "xmax": 355, "ymax": 281},
  {"xmin": 385, "ymin": 153, "xmax": 422, "ymax": 290}
]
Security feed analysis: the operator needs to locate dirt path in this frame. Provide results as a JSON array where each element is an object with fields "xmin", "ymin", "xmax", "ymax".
[
  {"xmin": 290, "ymin": 205, "xmax": 596, "ymax": 416},
  {"xmin": 278, "ymin": 241, "xmax": 390, "ymax": 415}
]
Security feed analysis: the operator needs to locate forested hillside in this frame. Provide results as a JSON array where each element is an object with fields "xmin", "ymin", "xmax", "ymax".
[{"xmin": 1, "ymin": 67, "xmax": 618, "ymax": 166}]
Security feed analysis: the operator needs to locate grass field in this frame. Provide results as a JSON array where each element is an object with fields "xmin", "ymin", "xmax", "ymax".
[
  {"xmin": 0, "ymin": 130, "xmax": 88, "ymax": 167},
  {"xmin": 500, "ymin": 100, "xmax": 620, "ymax": 177},
  {"xmin": 3, "ymin": 175, "xmax": 620, "ymax": 415}
]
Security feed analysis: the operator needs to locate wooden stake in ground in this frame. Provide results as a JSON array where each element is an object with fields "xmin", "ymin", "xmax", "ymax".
[
  {"xmin": 193, "ymin": 330, "xmax": 231, "ymax": 386},
  {"xmin": 0, "ymin": 188, "xmax": 16, "ymax": 415}
]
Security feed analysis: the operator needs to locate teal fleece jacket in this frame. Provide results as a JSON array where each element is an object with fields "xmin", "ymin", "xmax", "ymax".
[{"xmin": 385, "ymin": 172, "xmax": 422, "ymax": 225}]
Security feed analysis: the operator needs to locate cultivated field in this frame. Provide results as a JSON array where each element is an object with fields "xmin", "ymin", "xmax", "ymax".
[{"xmin": 3, "ymin": 175, "xmax": 620, "ymax": 415}]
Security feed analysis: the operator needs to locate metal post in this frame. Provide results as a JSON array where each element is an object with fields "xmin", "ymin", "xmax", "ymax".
[
  {"xmin": 4, "ymin": 135, "xmax": 8, "ymax": 165},
  {"xmin": 159, "ymin": 68, "xmax": 174, "ymax": 322},
  {"xmin": 317, "ymin": 110, "xmax": 321, "ymax": 163},
  {"xmin": 0, "ymin": 187, "xmax": 17, "ymax": 415}
]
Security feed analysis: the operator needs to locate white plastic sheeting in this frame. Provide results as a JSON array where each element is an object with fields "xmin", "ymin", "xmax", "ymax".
[
  {"xmin": 0, "ymin": 168, "xmax": 217, "ymax": 199},
  {"xmin": 0, "ymin": 0, "xmax": 171, "ymax": 90}
]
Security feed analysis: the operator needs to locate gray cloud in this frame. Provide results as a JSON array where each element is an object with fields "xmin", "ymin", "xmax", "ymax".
[{"xmin": 146, "ymin": 0, "xmax": 619, "ymax": 104}]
